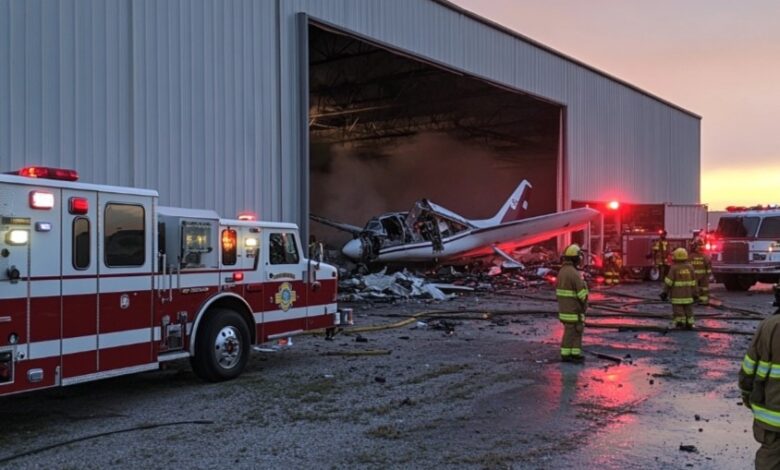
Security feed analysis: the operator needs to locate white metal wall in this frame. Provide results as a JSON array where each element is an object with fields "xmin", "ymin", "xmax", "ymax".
[{"xmin": 0, "ymin": 0, "xmax": 700, "ymax": 227}]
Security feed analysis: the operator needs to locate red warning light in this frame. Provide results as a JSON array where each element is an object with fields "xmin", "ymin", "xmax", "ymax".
[
  {"xmin": 18, "ymin": 166, "xmax": 79, "ymax": 181},
  {"xmin": 607, "ymin": 200, "xmax": 620, "ymax": 210},
  {"xmin": 237, "ymin": 212, "xmax": 256, "ymax": 221},
  {"xmin": 233, "ymin": 272, "xmax": 244, "ymax": 282},
  {"xmin": 69, "ymin": 197, "xmax": 89, "ymax": 214}
]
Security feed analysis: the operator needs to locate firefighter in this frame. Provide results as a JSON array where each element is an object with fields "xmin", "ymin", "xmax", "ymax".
[
  {"xmin": 660, "ymin": 247, "xmax": 698, "ymax": 329},
  {"xmin": 689, "ymin": 237, "xmax": 712, "ymax": 305},
  {"xmin": 651, "ymin": 230, "xmax": 671, "ymax": 280},
  {"xmin": 739, "ymin": 284, "xmax": 780, "ymax": 469},
  {"xmin": 556, "ymin": 244, "xmax": 589, "ymax": 363},
  {"xmin": 603, "ymin": 245, "xmax": 622, "ymax": 286}
]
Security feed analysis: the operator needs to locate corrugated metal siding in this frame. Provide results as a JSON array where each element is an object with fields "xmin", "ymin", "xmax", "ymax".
[
  {"xmin": 0, "ymin": 0, "xmax": 280, "ymax": 219},
  {"xmin": 665, "ymin": 204, "xmax": 708, "ymax": 238},
  {"xmin": 0, "ymin": 0, "xmax": 700, "ymax": 228}
]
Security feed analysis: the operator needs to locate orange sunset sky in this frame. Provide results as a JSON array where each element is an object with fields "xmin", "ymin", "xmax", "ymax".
[{"xmin": 453, "ymin": 0, "xmax": 780, "ymax": 210}]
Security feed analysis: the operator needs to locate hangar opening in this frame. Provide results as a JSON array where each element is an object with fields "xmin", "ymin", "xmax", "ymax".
[{"xmin": 307, "ymin": 22, "xmax": 564, "ymax": 253}]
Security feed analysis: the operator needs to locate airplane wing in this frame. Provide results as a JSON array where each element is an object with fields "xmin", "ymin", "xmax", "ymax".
[
  {"xmin": 491, "ymin": 246, "xmax": 524, "ymax": 269},
  {"xmin": 310, "ymin": 214, "xmax": 364, "ymax": 236},
  {"xmin": 445, "ymin": 207, "xmax": 601, "ymax": 260}
]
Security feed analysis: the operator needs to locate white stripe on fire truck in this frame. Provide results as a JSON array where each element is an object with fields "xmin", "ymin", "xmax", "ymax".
[
  {"xmin": 21, "ymin": 305, "xmax": 337, "ymax": 360},
  {"xmin": 22, "ymin": 327, "xmax": 162, "ymax": 360},
  {"xmin": 253, "ymin": 303, "xmax": 338, "ymax": 323}
]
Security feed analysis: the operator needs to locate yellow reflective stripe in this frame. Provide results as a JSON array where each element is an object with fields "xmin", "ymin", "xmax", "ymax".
[
  {"xmin": 571, "ymin": 348, "xmax": 582, "ymax": 355},
  {"xmin": 664, "ymin": 277, "xmax": 673, "ymax": 286},
  {"xmin": 673, "ymin": 280, "xmax": 697, "ymax": 287},
  {"xmin": 561, "ymin": 348, "xmax": 572, "ymax": 356},
  {"xmin": 556, "ymin": 289, "xmax": 577, "ymax": 298},
  {"xmin": 770, "ymin": 365, "xmax": 780, "ymax": 379},
  {"xmin": 758, "ymin": 361, "xmax": 771, "ymax": 379},
  {"xmin": 558, "ymin": 313, "xmax": 581, "ymax": 322},
  {"xmin": 752, "ymin": 404, "xmax": 780, "ymax": 428},
  {"xmin": 694, "ymin": 270, "xmax": 707, "ymax": 274},
  {"xmin": 577, "ymin": 289, "xmax": 588, "ymax": 301},
  {"xmin": 671, "ymin": 298, "xmax": 694, "ymax": 304}
]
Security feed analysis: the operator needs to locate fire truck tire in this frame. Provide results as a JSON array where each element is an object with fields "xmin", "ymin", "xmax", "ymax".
[
  {"xmin": 191, "ymin": 309, "xmax": 250, "ymax": 382},
  {"xmin": 722, "ymin": 275, "xmax": 756, "ymax": 292}
]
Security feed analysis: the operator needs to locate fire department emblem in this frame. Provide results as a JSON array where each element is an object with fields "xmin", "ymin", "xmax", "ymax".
[
  {"xmin": 119, "ymin": 294, "xmax": 130, "ymax": 310},
  {"xmin": 274, "ymin": 282, "xmax": 297, "ymax": 312}
]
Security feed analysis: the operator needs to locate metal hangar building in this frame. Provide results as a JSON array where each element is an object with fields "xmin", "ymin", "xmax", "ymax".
[{"xmin": 0, "ymin": 0, "xmax": 700, "ymax": 244}]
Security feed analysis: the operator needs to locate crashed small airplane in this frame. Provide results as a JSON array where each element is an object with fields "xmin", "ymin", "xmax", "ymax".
[{"xmin": 311, "ymin": 180, "xmax": 600, "ymax": 266}]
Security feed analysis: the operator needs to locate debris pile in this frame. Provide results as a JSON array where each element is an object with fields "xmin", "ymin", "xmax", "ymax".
[{"xmin": 339, "ymin": 269, "xmax": 452, "ymax": 302}]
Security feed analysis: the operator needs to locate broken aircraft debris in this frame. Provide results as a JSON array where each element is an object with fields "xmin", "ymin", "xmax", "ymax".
[{"xmin": 312, "ymin": 180, "xmax": 600, "ymax": 266}]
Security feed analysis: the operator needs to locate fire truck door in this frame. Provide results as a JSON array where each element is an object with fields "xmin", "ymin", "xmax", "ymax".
[
  {"xmin": 264, "ymin": 231, "xmax": 306, "ymax": 337},
  {"xmin": 97, "ymin": 195, "xmax": 155, "ymax": 372},
  {"xmin": 61, "ymin": 190, "xmax": 98, "ymax": 379},
  {"xmin": 236, "ymin": 227, "xmax": 263, "ymax": 341}
]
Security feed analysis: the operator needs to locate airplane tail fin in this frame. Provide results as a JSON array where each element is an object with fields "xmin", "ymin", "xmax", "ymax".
[{"xmin": 492, "ymin": 180, "xmax": 533, "ymax": 224}]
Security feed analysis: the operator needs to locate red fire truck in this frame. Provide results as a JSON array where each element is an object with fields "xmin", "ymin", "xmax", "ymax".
[{"xmin": 0, "ymin": 167, "xmax": 345, "ymax": 396}]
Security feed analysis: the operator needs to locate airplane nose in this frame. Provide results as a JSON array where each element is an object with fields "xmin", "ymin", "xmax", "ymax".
[{"xmin": 342, "ymin": 239, "xmax": 362, "ymax": 260}]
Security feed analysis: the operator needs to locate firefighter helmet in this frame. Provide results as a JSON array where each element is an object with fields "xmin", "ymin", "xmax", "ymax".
[
  {"xmin": 563, "ymin": 244, "xmax": 581, "ymax": 257},
  {"xmin": 673, "ymin": 247, "xmax": 689, "ymax": 261}
]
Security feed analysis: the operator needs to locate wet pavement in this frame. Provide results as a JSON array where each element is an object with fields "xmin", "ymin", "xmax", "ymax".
[{"xmin": 0, "ymin": 280, "xmax": 770, "ymax": 469}]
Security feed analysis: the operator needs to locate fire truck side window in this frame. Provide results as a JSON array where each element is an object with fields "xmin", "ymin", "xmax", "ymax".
[
  {"xmin": 104, "ymin": 204, "xmax": 145, "ymax": 267},
  {"xmin": 72, "ymin": 217, "xmax": 90, "ymax": 269},
  {"xmin": 270, "ymin": 233, "xmax": 299, "ymax": 265},
  {"xmin": 758, "ymin": 217, "xmax": 780, "ymax": 238}
]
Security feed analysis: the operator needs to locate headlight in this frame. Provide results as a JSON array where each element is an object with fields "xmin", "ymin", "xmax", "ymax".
[{"xmin": 5, "ymin": 230, "xmax": 29, "ymax": 245}]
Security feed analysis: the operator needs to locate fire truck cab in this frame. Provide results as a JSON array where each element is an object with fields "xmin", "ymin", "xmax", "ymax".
[
  {"xmin": 0, "ymin": 167, "xmax": 342, "ymax": 396},
  {"xmin": 710, "ymin": 207, "xmax": 780, "ymax": 291}
]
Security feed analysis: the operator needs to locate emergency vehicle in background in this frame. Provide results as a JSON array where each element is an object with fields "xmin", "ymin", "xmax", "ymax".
[
  {"xmin": 572, "ymin": 200, "xmax": 707, "ymax": 281},
  {"xmin": 0, "ymin": 167, "xmax": 345, "ymax": 397},
  {"xmin": 709, "ymin": 206, "xmax": 780, "ymax": 291}
]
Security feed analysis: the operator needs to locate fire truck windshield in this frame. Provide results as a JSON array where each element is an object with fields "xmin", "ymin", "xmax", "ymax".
[
  {"xmin": 758, "ymin": 216, "xmax": 780, "ymax": 238},
  {"xmin": 717, "ymin": 216, "xmax": 760, "ymax": 238}
]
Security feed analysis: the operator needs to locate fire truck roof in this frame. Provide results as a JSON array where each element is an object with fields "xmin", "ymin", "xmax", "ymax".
[{"xmin": 0, "ymin": 172, "xmax": 158, "ymax": 197}]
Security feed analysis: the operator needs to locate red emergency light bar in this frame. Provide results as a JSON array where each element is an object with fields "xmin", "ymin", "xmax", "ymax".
[
  {"xmin": 607, "ymin": 200, "xmax": 620, "ymax": 210},
  {"xmin": 17, "ymin": 166, "xmax": 79, "ymax": 181},
  {"xmin": 238, "ymin": 212, "xmax": 256, "ymax": 221},
  {"xmin": 726, "ymin": 205, "xmax": 780, "ymax": 212}
]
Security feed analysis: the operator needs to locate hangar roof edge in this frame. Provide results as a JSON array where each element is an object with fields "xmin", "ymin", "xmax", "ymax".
[{"xmin": 433, "ymin": 0, "xmax": 702, "ymax": 120}]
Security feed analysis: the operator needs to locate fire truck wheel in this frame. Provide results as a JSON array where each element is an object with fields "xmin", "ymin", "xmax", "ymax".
[
  {"xmin": 191, "ymin": 309, "xmax": 250, "ymax": 382},
  {"xmin": 722, "ymin": 274, "xmax": 756, "ymax": 292},
  {"xmin": 646, "ymin": 266, "xmax": 661, "ymax": 282}
]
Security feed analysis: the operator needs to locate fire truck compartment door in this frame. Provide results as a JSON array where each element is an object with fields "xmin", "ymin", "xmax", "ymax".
[
  {"xmin": 61, "ymin": 189, "xmax": 99, "ymax": 379},
  {"xmin": 97, "ymin": 194, "xmax": 155, "ymax": 372}
]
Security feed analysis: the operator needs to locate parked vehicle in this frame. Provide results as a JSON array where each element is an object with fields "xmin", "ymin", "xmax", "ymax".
[{"xmin": 0, "ymin": 167, "xmax": 346, "ymax": 397}]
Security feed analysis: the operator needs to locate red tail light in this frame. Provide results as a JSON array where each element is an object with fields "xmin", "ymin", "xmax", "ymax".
[
  {"xmin": 69, "ymin": 197, "xmax": 89, "ymax": 214},
  {"xmin": 18, "ymin": 166, "xmax": 79, "ymax": 181}
]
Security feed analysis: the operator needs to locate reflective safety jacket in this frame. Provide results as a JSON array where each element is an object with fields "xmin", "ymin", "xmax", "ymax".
[
  {"xmin": 652, "ymin": 239, "xmax": 670, "ymax": 266},
  {"xmin": 556, "ymin": 262, "xmax": 588, "ymax": 323},
  {"xmin": 662, "ymin": 262, "xmax": 697, "ymax": 304},
  {"xmin": 689, "ymin": 252, "xmax": 712, "ymax": 281},
  {"xmin": 740, "ymin": 314, "xmax": 780, "ymax": 432}
]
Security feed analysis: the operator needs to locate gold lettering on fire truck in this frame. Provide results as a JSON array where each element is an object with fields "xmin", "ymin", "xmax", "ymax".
[{"xmin": 274, "ymin": 282, "xmax": 297, "ymax": 312}]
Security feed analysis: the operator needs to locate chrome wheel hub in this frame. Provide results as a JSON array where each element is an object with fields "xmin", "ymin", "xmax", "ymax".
[{"xmin": 215, "ymin": 326, "xmax": 241, "ymax": 369}]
